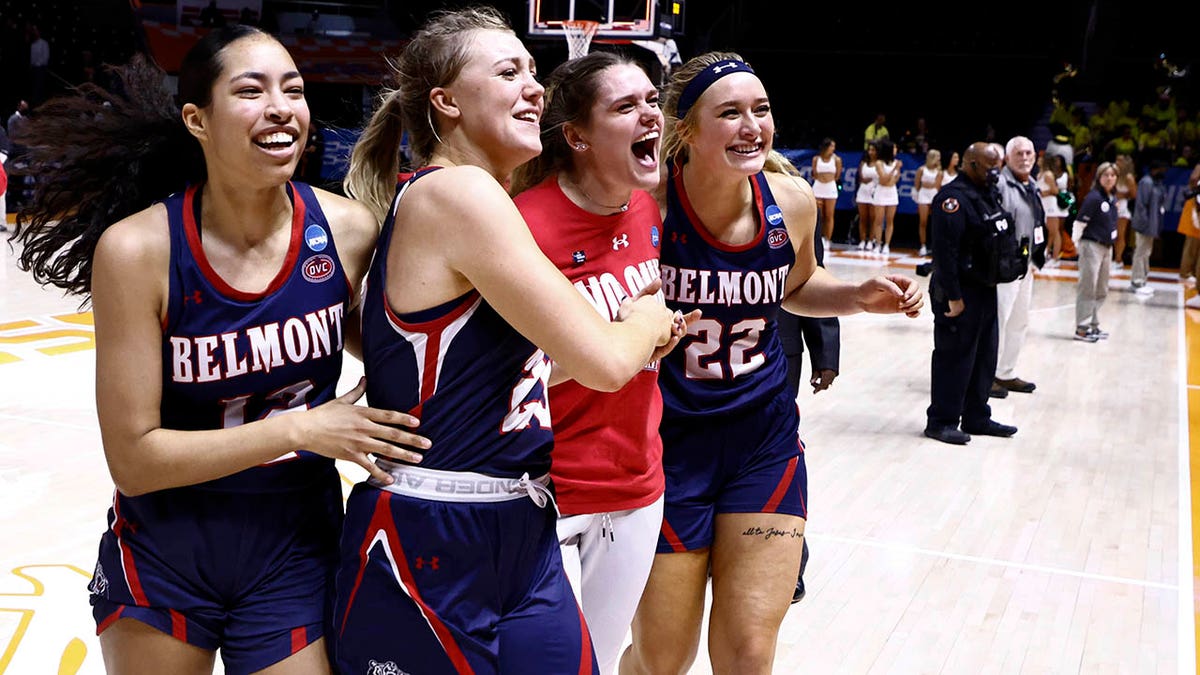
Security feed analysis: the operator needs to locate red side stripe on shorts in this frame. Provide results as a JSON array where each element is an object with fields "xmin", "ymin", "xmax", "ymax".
[
  {"xmin": 290, "ymin": 626, "xmax": 307, "ymax": 654},
  {"xmin": 96, "ymin": 606, "xmax": 125, "ymax": 635},
  {"xmin": 576, "ymin": 603, "xmax": 594, "ymax": 675},
  {"xmin": 763, "ymin": 456, "xmax": 799, "ymax": 513},
  {"xmin": 660, "ymin": 518, "xmax": 687, "ymax": 553},
  {"xmin": 112, "ymin": 495, "xmax": 149, "ymax": 606},
  {"xmin": 341, "ymin": 492, "xmax": 476, "ymax": 674},
  {"xmin": 169, "ymin": 609, "xmax": 187, "ymax": 642}
]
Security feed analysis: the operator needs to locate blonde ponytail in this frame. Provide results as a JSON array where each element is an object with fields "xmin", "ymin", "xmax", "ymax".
[{"xmin": 344, "ymin": 87, "xmax": 406, "ymax": 221}]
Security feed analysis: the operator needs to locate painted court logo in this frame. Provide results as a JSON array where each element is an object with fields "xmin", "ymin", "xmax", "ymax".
[
  {"xmin": 305, "ymin": 224, "xmax": 329, "ymax": 252},
  {"xmin": 302, "ymin": 254, "xmax": 336, "ymax": 283}
]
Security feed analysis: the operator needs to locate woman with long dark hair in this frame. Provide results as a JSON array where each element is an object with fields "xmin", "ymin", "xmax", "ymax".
[{"xmin": 13, "ymin": 26, "xmax": 427, "ymax": 673}]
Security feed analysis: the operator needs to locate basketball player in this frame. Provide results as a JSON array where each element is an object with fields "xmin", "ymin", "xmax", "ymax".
[
  {"xmin": 11, "ymin": 26, "xmax": 429, "ymax": 674},
  {"xmin": 621, "ymin": 52, "xmax": 924, "ymax": 675},
  {"xmin": 331, "ymin": 8, "xmax": 675, "ymax": 674},
  {"xmin": 509, "ymin": 51, "xmax": 698, "ymax": 675}
]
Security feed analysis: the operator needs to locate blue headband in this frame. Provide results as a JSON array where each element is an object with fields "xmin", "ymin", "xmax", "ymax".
[{"xmin": 675, "ymin": 59, "xmax": 756, "ymax": 120}]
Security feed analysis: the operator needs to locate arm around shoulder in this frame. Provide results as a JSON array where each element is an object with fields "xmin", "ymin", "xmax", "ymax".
[{"xmin": 429, "ymin": 168, "xmax": 673, "ymax": 392}]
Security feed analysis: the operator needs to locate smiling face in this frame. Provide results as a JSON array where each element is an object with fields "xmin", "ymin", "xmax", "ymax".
[
  {"xmin": 187, "ymin": 35, "xmax": 309, "ymax": 188},
  {"xmin": 571, "ymin": 63, "xmax": 663, "ymax": 192},
  {"xmin": 439, "ymin": 29, "xmax": 544, "ymax": 175},
  {"xmin": 684, "ymin": 71, "xmax": 773, "ymax": 176}
]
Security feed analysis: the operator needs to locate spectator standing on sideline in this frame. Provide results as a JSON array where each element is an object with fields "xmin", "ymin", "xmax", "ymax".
[
  {"xmin": 778, "ymin": 234, "xmax": 840, "ymax": 606},
  {"xmin": 992, "ymin": 136, "xmax": 1046, "ymax": 398},
  {"xmin": 864, "ymin": 112, "xmax": 889, "ymax": 150},
  {"xmin": 29, "ymin": 25, "xmax": 50, "ymax": 105},
  {"xmin": 1129, "ymin": 160, "xmax": 1167, "ymax": 296},
  {"xmin": 1072, "ymin": 162, "xmax": 1119, "ymax": 342},
  {"xmin": 925, "ymin": 142, "xmax": 1019, "ymax": 445},
  {"xmin": 1180, "ymin": 161, "xmax": 1200, "ymax": 290}
]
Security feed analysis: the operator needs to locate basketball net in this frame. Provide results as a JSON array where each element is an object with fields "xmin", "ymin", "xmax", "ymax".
[{"xmin": 563, "ymin": 20, "xmax": 599, "ymax": 60}]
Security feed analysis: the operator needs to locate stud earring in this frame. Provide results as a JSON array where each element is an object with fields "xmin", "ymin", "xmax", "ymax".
[{"xmin": 575, "ymin": 143, "xmax": 588, "ymax": 150}]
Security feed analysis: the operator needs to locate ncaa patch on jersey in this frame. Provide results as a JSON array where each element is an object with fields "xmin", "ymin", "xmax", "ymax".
[
  {"xmin": 765, "ymin": 204, "xmax": 784, "ymax": 226},
  {"xmin": 941, "ymin": 198, "xmax": 960, "ymax": 213},
  {"xmin": 651, "ymin": 225, "xmax": 660, "ymax": 247},
  {"xmin": 305, "ymin": 224, "xmax": 328, "ymax": 251},
  {"xmin": 572, "ymin": 250, "xmax": 586, "ymax": 265},
  {"xmin": 302, "ymin": 254, "xmax": 336, "ymax": 283},
  {"xmin": 767, "ymin": 227, "xmax": 789, "ymax": 249}
]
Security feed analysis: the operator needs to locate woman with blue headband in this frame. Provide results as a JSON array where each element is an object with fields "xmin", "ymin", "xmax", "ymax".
[{"xmin": 621, "ymin": 52, "xmax": 924, "ymax": 675}]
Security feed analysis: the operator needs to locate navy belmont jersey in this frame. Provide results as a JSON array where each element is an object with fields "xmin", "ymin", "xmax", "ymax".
[
  {"xmin": 160, "ymin": 182, "xmax": 350, "ymax": 491},
  {"xmin": 659, "ymin": 170, "xmax": 796, "ymax": 417},
  {"xmin": 360, "ymin": 169, "xmax": 553, "ymax": 477}
]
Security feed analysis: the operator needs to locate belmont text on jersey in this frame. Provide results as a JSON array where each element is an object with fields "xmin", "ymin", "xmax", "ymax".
[
  {"xmin": 169, "ymin": 302, "xmax": 345, "ymax": 383},
  {"xmin": 659, "ymin": 263, "xmax": 789, "ymax": 307}
]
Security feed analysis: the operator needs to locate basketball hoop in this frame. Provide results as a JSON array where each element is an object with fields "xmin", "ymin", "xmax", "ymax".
[{"xmin": 562, "ymin": 20, "xmax": 599, "ymax": 60}]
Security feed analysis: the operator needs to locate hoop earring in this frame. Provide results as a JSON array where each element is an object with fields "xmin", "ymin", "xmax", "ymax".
[{"xmin": 426, "ymin": 106, "xmax": 444, "ymax": 147}]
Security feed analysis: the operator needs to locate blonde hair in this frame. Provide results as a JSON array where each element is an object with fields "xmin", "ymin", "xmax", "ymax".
[
  {"xmin": 925, "ymin": 149, "xmax": 941, "ymax": 167},
  {"xmin": 343, "ymin": 6, "xmax": 513, "ymax": 219},
  {"xmin": 660, "ymin": 51, "xmax": 797, "ymax": 176},
  {"xmin": 1092, "ymin": 161, "xmax": 1119, "ymax": 191}
]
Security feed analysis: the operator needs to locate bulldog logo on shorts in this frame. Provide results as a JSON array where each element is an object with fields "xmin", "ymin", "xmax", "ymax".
[{"xmin": 367, "ymin": 660, "xmax": 408, "ymax": 675}]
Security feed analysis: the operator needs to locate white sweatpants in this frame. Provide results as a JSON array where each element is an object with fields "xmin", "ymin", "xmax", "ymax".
[
  {"xmin": 995, "ymin": 264, "xmax": 1035, "ymax": 380},
  {"xmin": 558, "ymin": 496, "xmax": 664, "ymax": 675}
]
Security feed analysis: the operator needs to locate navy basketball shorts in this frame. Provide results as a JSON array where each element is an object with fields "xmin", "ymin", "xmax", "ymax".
[
  {"xmin": 89, "ymin": 468, "xmax": 343, "ymax": 675},
  {"xmin": 657, "ymin": 390, "xmax": 808, "ymax": 553},
  {"xmin": 333, "ymin": 478, "xmax": 598, "ymax": 675}
]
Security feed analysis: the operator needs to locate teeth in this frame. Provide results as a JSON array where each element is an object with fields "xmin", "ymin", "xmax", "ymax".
[
  {"xmin": 635, "ymin": 131, "xmax": 659, "ymax": 143},
  {"xmin": 515, "ymin": 112, "xmax": 538, "ymax": 123},
  {"xmin": 731, "ymin": 143, "xmax": 761, "ymax": 153},
  {"xmin": 257, "ymin": 132, "xmax": 294, "ymax": 145}
]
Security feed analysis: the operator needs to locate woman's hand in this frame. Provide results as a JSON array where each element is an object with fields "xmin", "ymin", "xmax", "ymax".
[
  {"xmin": 293, "ymin": 377, "xmax": 431, "ymax": 485},
  {"xmin": 855, "ymin": 275, "xmax": 924, "ymax": 317}
]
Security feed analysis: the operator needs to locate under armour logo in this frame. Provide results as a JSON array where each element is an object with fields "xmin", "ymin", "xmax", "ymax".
[
  {"xmin": 183, "ymin": 290, "xmax": 203, "ymax": 305},
  {"xmin": 713, "ymin": 62, "xmax": 739, "ymax": 74},
  {"xmin": 414, "ymin": 556, "xmax": 440, "ymax": 570},
  {"xmin": 612, "ymin": 234, "xmax": 629, "ymax": 250},
  {"xmin": 670, "ymin": 231, "xmax": 688, "ymax": 244}
]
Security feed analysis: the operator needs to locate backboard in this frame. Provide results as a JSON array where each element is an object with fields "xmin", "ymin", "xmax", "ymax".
[{"xmin": 528, "ymin": 0, "xmax": 658, "ymax": 40}]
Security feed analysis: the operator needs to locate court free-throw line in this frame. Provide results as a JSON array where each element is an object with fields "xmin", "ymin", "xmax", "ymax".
[{"xmin": 808, "ymin": 532, "xmax": 1178, "ymax": 591}]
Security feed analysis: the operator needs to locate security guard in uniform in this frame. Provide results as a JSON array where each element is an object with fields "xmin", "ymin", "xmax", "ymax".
[{"xmin": 925, "ymin": 142, "xmax": 1020, "ymax": 445}]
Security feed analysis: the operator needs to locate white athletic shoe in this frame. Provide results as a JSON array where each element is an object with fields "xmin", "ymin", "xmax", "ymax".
[
  {"xmin": 858, "ymin": 241, "xmax": 866, "ymax": 250},
  {"xmin": 1134, "ymin": 285, "xmax": 1154, "ymax": 297},
  {"xmin": 881, "ymin": 245, "xmax": 890, "ymax": 256},
  {"xmin": 919, "ymin": 245, "xmax": 927, "ymax": 256}
]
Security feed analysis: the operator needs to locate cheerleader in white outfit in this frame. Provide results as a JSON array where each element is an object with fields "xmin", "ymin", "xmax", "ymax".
[
  {"xmin": 856, "ymin": 143, "xmax": 878, "ymax": 250},
  {"xmin": 872, "ymin": 140, "xmax": 901, "ymax": 255},
  {"xmin": 913, "ymin": 149, "xmax": 942, "ymax": 256},
  {"xmin": 811, "ymin": 137, "xmax": 843, "ymax": 248}
]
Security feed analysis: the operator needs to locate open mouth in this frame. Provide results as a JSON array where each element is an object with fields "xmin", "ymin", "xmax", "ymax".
[
  {"xmin": 632, "ymin": 130, "xmax": 659, "ymax": 166},
  {"xmin": 514, "ymin": 111, "xmax": 539, "ymax": 124},
  {"xmin": 253, "ymin": 130, "xmax": 298, "ymax": 150}
]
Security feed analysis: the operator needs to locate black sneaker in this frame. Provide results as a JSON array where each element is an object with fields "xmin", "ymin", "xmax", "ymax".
[
  {"xmin": 1074, "ymin": 328, "xmax": 1099, "ymax": 343},
  {"xmin": 791, "ymin": 540, "xmax": 810, "ymax": 604},
  {"xmin": 1087, "ymin": 326, "xmax": 1109, "ymax": 340}
]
